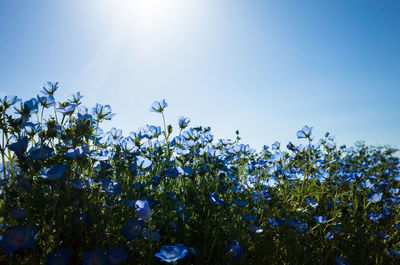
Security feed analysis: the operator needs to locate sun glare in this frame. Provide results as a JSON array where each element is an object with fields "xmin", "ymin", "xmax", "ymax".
[
  {"xmin": 111, "ymin": 0, "xmax": 181, "ymax": 25},
  {"xmin": 103, "ymin": 0, "xmax": 197, "ymax": 57}
]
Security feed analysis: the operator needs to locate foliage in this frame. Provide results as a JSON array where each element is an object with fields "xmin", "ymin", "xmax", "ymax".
[{"xmin": 0, "ymin": 82, "xmax": 399, "ymax": 264}]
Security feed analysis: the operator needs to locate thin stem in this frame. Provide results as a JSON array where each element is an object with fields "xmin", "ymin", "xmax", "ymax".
[
  {"xmin": 1, "ymin": 147, "xmax": 6, "ymax": 180},
  {"xmin": 93, "ymin": 121, "xmax": 100, "ymax": 149},
  {"xmin": 1, "ymin": 111, "xmax": 8, "ymax": 180},
  {"xmin": 4, "ymin": 130, "xmax": 14, "ymax": 182},
  {"xmin": 40, "ymin": 105, "xmax": 45, "ymax": 127},
  {"xmin": 161, "ymin": 112, "xmax": 170, "ymax": 162},
  {"xmin": 53, "ymin": 106, "xmax": 58, "ymax": 123}
]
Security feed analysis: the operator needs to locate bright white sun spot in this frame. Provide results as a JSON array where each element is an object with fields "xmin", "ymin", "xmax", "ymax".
[{"xmin": 102, "ymin": 0, "xmax": 197, "ymax": 57}]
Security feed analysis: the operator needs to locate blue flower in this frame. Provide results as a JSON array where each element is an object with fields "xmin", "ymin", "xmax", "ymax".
[
  {"xmin": 305, "ymin": 197, "xmax": 318, "ymax": 208},
  {"xmin": 325, "ymin": 232, "xmax": 334, "ymax": 239},
  {"xmin": 24, "ymin": 98, "xmax": 39, "ymax": 114},
  {"xmin": 286, "ymin": 217, "xmax": 309, "ymax": 234},
  {"xmin": 92, "ymin": 103, "xmax": 115, "ymax": 121},
  {"xmin": 178, "ymin": 116, "xmax": 190, "ymax": 129},
  {"xmin": 138, "ymin": 125, "xmax": 161, "ymax": 139},
  {"xmin": 313, "ymin": 216, "xmax": 327, "ymax": 223},
  {"xmin": 368, "ymin": 192, "xmax": 383, "ymax": 203},
  {"xmin": 267, "ymin": 218, "xmax": 285, "ymax": 227},
  {"xmin": 374, "ymin": 231, "xmax": 389, "ymax": 238},
  {"xmin": 165, "ymin": 168, "xmax": 180, "ymax": 178},
  {"xmin": 122, "ymin": 218, "xmax": 144, "ymax": 241},
  {"xmin": 136, "ymin": 156, "xmax": 152, "ymax": 169},
  {"xmin": 69, "ymin": 91, "xmax": 84, "ymax": 104},
  {"xmin": 0, "ymin": 225, "xmax": 38, "ymax": 253},
  {"xmin": 381, "ymin": 208, "xmax": 392, "ymax": 216},
  {"xmin": 39, "ymin": 165, "xmax": 68, "ymax": 181},
  {"xmin": 135, "ymin": 199, "xmax": 152, "ymax": 219},
  {"xmin": 209, "ymin": 192, "xmax": 224, "ymax": 205},
  {"xmin": 177, "ymin": 166, "xmax": 192, "ymax": 176},
  {"xmin": 108, "ymin": 247, "xmax": 128, "ymax": 264},
  {"xmin": 368, "ymin": 212, "xmax": 385, "ymax": 222},
  {"xmin": 206, "ymin": 148, "xmax": 221, "ymax": 157},
  {"xmin": 233, "ymin": 199, "xmax": 249, "ymax": 207},
  {"xmin": 37, "ymin": 94, "xmax": 56, "ymax": 108},
  {"xmin": 0, "ymin": 95, "xmax": 21, "ymax": 108},
  {"xmin": 56, "ymin": 104, "xmax": 78, "ymax": 115},
  {"xmin": 335, "ymin": 255, "xmax": 350, "ymax": 265},
  {"xmin": 41, "ymin": 82, "xmax": 59, "ymax": 95},
  {"xmin": 295, "ymin": 144, "xmax": 309, "ymax": 152},
  {"xmin": 129, "ymin": 162, "xmax": 138, "ymax": 174},
  {"xmin": 101, "ymin": 178, "xmax": 121, "ymax": 195},
  {"xmin": 77, "ymin": 105, "xmax": 93, "ymax": 121},
  {"xmin": 248, "ymin": 223, "xmax": 264, "ymax": 233},
  {"xmin": 271, "ymin": 141, "xmax": 280, "ymax": 150},
  {"xmin": 120, "ymin": 138, "xmax": 137, "ymax": 153},
  {"xmin": 317, "ymin": 169, "xmax": 329, "ymax": 183},
  {"xmin": 252, "ymin": 190, "xmax": 270, "ymax": 204},
  {"xmin": 8, "ymin": 136, "xmax": 28, "ymax": 159},
  {"xmin": 83, "ymin": 249, "xmax": 109, "ymax": 265},
  {"xmin": 23, "ymin": 122, "xmax": 42, "ymax": 135},
  {"xmin": 155, "ymin": 244, "xmax": 188, "ymax": 263},
  {"xmin": 89, "ymin": 148, "xmax": 113, "ymax": 161},
  {"xmin": 387, "ymin": 247, "xmax": 400, "ymax": 256},
  {"xmin": 243, "ymin": 214, "xmax": 259, "ymax": 222},
  {"xmin": 297, "ymin": 125, "xmax": 313, "ymax": 139},
  {"xmin": 71, "ymin": 178, "xmax": 94, "ymax": 190},
  {"xmin": 47, "ymin": 249, "xmax": 72, "ymax": 265},
  {"xmin": 150, "ymin": 99, "xmax": 168, "ymax": 113},
  {"xmin": 66, "ymin": 145, "xmax": 87, "ymax": 159},
  {"xmin": 287, "ymin": 142, "xmax": 298, "ymax": 152},
  {"xmin": 108, "ymin": 127, "xmax": 123, "ymax": 140},
  {"xmin": 28, "ymin": 144, "xmax": 54, "ymax": 160},
  {"xmin": 228, "ymin": 241, "xmax": 242, "ymax": 258}
]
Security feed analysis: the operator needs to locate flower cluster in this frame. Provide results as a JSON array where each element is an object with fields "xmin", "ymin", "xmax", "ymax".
[{"xmin": 0, "ymin": 83, "xmax": 399, "ymax": 264}]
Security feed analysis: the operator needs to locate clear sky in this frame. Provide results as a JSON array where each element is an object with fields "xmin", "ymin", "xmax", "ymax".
[{"xmin": 1, "ymin": 0, "xmax": 399, "ymax": 151}]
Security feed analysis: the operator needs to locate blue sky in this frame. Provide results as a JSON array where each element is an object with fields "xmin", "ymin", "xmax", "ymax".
[{"xmin": 1, "ymin": 0, "xmax": 399, "ymax": 150}]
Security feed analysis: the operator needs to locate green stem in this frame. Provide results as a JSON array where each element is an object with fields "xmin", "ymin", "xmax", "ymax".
[
  {"xmin": 161, "ymin": 112, "xmax": 170, "ymax": 162},
  {"xmin": 309, "ymin": 217, "xmax": 336, "ymax": 233},
  {"xmin": 1, "ymin": 153, "xmax": 6, "ymax": 180},
  {"xmin": 40, "ymin": 105, "xmax": 45, "ymax": 127},
  {"xmin": 53, "ymin": 106, "xmax": 58, "ymax": 123},
  {"xmin": 4, "ymin": 131, "xmax": 14, "ymax": 182},
  {"xmin": 88, "ymin": 122, "xmax": 100, "ymax": 179},
  {"xmin": 1, "ymin": 131, "xmax": 6, "ymax": 180},
  {"xmin": 93, "ymin": 121, "xmax": 99, "ymax": 149}
]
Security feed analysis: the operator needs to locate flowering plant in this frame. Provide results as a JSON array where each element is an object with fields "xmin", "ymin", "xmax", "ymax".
[{"xmin": 0, "ymin": 82, "xmax": 399, "ymax": 264}]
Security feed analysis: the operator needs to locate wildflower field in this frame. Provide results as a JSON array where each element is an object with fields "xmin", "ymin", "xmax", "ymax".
[{"xmin": 0, "ymin": 82, "xmax": 399, "ymax": 264}]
